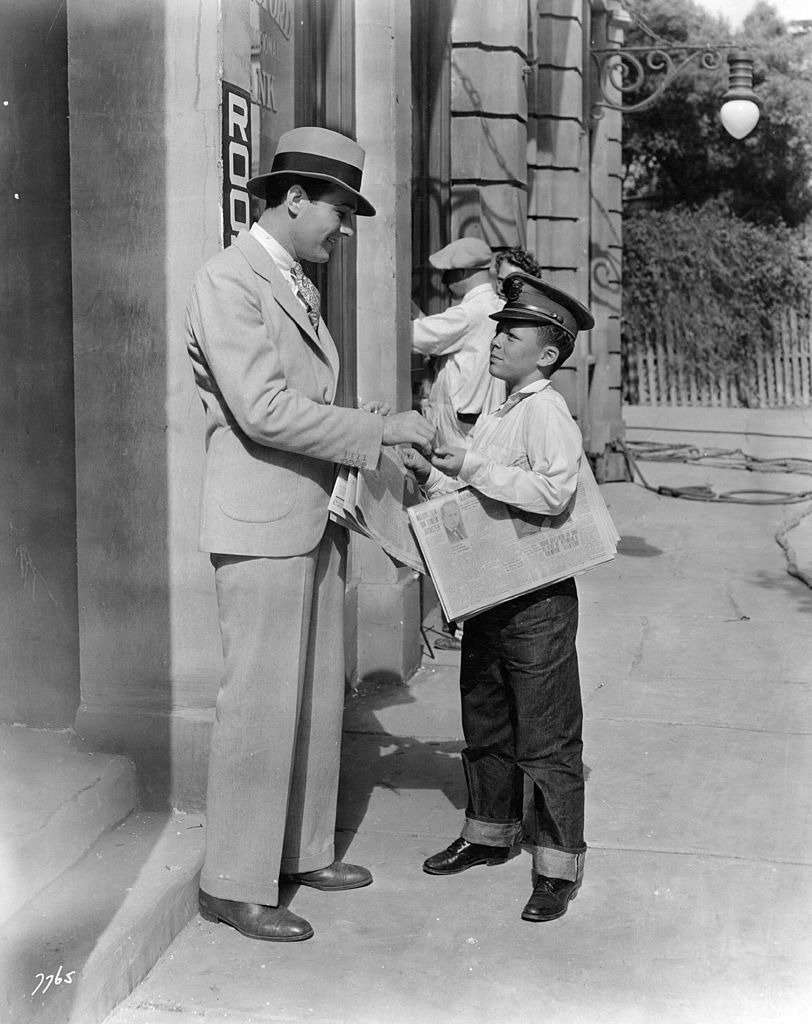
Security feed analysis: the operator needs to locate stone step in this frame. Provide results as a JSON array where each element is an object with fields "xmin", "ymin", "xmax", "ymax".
[
  {"xmin": 0, "ymin": 726, "xmax": 138, "ymax": 926},
  {"xmin": 0, "ymin": 809, "xmax": 205, "ymax": 1024}
]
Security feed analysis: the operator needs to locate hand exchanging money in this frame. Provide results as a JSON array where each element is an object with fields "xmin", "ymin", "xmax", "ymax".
[
  {"xmin": 400, "ymin": 445, "xmax": 433, "ymax": 483},
  {"xmin": 380, "ymin": 411, "xmax": 435, "ymax": 454},
  {"xmin": 431, "ymin": 446, "xmax": 466, "ymax": 477}
]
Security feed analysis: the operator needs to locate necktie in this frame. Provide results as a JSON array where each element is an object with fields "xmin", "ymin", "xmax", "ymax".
[{"xmin": 290, "ymin": 262, "xmax": 321, "ymax": 329}]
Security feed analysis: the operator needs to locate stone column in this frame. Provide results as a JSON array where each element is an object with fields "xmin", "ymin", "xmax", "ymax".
[
  {"xmin": 0, "ymin": 0, "xmax": 79, "ymax": 728},
  {"xmin": 448, "ymin": 0, "xmax": 529, "ymax": 248},
  {"xmin": 529, "ymin": 0, "xmax": 592, "ymax": 434},
  {"xmin": 587, "ymin": 1, "xmax": 627, "ymax": 473},
  {"xmin": 70, "ymin": 0, "xmax": 251, "ymax": 808},
  {"xmin": 353, "ymin": 0, "xmax": 422, "ymax": 687}
]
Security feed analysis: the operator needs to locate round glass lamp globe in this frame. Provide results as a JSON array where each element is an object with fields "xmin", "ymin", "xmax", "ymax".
[{"xmin": 720, "ymin": 99, "xmax": 760, "ymax": 139}]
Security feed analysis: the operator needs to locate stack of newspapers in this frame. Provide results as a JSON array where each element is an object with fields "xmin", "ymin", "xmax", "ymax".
[
  {"xmin": 329, "ymin": 449, "xmax": 619, "ymax": 622},
  {"xmin": 329, "ymin": 448, "xmax": 427, "ymax": 573}
]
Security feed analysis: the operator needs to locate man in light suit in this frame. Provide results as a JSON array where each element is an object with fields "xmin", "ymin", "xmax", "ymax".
[{"xmin": 185, "ymin": 127, "xmax": 434, "ymax": 942}]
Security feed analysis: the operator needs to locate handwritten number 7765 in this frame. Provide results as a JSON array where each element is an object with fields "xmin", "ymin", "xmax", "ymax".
[{"xmin": 32, "ymin": 966, "xmax": 75, "ymax": 995}]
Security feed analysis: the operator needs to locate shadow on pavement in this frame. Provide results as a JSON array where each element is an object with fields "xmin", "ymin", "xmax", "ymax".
[
  {"xmin": 617, "ymin": 534, "xmax": 665, "ymax": 558},
  {"xmin": 335, "ymin": 673, "xmax": 466, "ymax": 859}
]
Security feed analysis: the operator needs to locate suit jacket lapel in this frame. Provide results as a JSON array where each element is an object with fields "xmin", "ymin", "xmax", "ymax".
[{"xmin": 234, "ymin": 232, "xmax": 341, "ymax": 390}]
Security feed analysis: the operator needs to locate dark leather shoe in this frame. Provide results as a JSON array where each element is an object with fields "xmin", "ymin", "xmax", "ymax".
[
  {"xmin": 521, "ymin": 875, "xmax": 580, "ymax": 922},
  {"xmin": 423, "ymin": 837, "xmax": 509, "ymax": 875},
  {"xmin": 198, "ymin": 890, "xmax": 313, "ymax": 941},
  {"xmin": 282, "ymin": 860, "xmax": 373, "ymax": 891}
]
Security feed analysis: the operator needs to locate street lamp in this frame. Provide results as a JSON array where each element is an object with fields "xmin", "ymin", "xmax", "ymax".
[
  {"xmin": 591, "ymin": 44, "xmax": 761, "ymax": 139},
  {"xmin": 719, "ymin": 51, "xmax": 761, "ymax": 139}
]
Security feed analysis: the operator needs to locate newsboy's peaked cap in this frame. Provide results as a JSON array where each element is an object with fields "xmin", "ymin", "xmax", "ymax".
[
  {"xmin": 429, "ymin": 236, "xmax": 492, "ymax": 270},
  {"xmin": 491, "ymin": 271, "xmax": 595, "ymax": 340},
  {"xmin": 247, "ymin": 126, "xmax": 376, "ymax": 217}
]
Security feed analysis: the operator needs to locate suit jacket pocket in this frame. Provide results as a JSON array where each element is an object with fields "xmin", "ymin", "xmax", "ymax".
[{"xmin": 211, "ymin": 436, "xmax": 302, "ymax": 524}]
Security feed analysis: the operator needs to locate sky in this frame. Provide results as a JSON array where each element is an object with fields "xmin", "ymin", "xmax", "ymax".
[{"xmin": 694, "ymin": 0, "xmax": 811, "ymax": 28}]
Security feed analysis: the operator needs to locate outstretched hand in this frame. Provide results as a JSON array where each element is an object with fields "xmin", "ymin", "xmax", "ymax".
[
  {"xmin": 381, "ymin": 410, "xmax": 435, "ymax": 453},
  {"xmin": 431, "ymin": 446, "xmax": 466, "ymax": 477},
  {"xmin": 399, "ymin": 446, "xmax": 433, "ymax": 483}
]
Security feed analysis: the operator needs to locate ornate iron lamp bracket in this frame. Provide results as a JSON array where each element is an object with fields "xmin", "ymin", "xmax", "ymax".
[{"xmin": 590, "ymin": 44, "xmax": 737, "ymax": 120}]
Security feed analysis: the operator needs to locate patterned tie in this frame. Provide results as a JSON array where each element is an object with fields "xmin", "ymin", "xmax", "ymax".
[{"xmin": 290, "ymin": 261, "xmax": 321, "ymax": 329}]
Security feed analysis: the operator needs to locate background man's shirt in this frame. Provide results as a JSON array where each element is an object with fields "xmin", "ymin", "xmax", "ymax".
[{"xmin": 412, "ymin": 283, "xmax": 505, "ymax": 446}]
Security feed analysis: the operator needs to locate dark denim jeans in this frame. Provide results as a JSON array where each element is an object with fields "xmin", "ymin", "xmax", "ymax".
[{"xmin": 458, "ymin": 578, "xmax": 586, "ymax": 881}]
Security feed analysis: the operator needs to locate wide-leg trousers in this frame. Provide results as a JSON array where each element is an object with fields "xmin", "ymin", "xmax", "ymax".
[
  {"xmin": 458, "ymin": 578, "xmax": 587, "ymax": 882},
  {"xmin": 200, "ymin": 523, "xmax": 347, "ymax": 907}
]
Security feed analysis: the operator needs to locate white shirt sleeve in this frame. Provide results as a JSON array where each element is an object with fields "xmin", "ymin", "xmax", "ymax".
[
  {"xmin": 457, "ymin": 396, "xmax": 582, "ymax": 514},
  {"xmin": 411, "ymin": 304, "xmax": 473, "ymax": 356}
]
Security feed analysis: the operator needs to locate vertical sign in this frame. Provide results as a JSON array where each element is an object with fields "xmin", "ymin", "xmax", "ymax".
[{"xmin": 222, "ymin": 83, "xmax": 253, "ymax": 247}]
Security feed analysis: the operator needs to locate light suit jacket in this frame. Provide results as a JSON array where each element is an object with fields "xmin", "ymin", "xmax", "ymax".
[{"xmin": 185, "ymin": 230, "xmax": 383, "ymax": 557}]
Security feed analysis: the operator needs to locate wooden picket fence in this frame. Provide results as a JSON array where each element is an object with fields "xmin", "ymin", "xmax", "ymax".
[{"xmin": 622, "ymin": 308, "xmax": 812, "ymax": 408}]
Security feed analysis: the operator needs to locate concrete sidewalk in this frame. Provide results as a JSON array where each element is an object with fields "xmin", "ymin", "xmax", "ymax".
[{"xmin": 104, "ymin": 461, "xmax": 811, "ymax": 1024}]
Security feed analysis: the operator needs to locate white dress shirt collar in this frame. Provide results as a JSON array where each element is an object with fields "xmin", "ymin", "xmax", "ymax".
[
  {"xmin": 497, "ymin": 377, "xmax": 552, "ymax": 409},
  {"xmin": 250, "ymin": 222, "xmax": 296, "ymax": 280},
  {"xmin": 512, "ymin": 378, "xmax": 551, "ymax": 396}
]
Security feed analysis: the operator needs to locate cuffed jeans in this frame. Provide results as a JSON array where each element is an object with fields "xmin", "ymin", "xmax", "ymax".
[{"xmin": 458, "ymin": 578, "xmax": 586, "ymax": 882}]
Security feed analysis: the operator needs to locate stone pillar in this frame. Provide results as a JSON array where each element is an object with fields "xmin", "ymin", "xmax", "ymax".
[
  {"xmin": 0, "ymin": 0, "xmax": 79, "ymax": 727},
  {"xmin": 448, "ymin": 0, "xmax": 529, "ymax": 248},
  {"xmin": 70, "ymin": 0, "xmax": 250, "ymax": 808},
  {"xmin": 587, "ymin": 1, "xmax": 627, "ymax": 473},
  {"xmin": 353, "ymin": 0, "xmax": 422, "ymax": 687},
  {"xmin": 529, "ymin": 0, "xmax": 592, "ymax": 435}
]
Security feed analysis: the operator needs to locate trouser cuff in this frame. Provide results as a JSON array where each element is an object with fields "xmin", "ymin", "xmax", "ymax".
[
  {"xmin": 199, "ymin": 871, "xmax": 279, "ymax": 908},
  {"xmin": 531, "ymin": 845, "xmax": 586, "ymax": 883},
  {"xmin": 279, "ymin": 841, "xmax": 334, "ymax": 874},
  {"xmin": 462, "ymin": 816, "xmax": 523, "ymax": 848}
]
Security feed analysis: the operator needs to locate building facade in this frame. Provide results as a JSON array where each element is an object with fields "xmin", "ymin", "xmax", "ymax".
[{"xmin": 0, "ymin": 0, "xmax": 626, "ymax": 808}]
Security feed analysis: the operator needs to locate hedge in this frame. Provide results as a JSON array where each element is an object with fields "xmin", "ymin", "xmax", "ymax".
[{"xmin": 622, "ymin": 200, "xmax": 811, "ymax": 382}]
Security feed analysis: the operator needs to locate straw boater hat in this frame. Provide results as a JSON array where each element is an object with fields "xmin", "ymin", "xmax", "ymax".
[
  {"xmin": 491, "ymin": 271, "xmax": 594, "ymax": 340},
  {"xmin": 247, "ymin": 126, "xmax": 376, "ymax": 217}
]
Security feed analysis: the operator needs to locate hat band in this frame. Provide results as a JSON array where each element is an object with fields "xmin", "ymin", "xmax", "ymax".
[
  {"xmin": 504, "ymin": 301, "xmax": 574, "ymax": 335},
  {"xmin": 271, "ymin": 151, "xmax": 363, "ymax": 191}
]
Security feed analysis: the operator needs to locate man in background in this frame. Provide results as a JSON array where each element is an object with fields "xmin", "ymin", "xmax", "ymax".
[{"xmin": 411, "ymin": 237, "xmax": 504, "ymax": 449}]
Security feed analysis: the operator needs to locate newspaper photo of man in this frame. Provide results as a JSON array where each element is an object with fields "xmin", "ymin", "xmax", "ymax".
[{"xmin": 440, "ymin": 501, "xmax": 468, "ymax": 543}]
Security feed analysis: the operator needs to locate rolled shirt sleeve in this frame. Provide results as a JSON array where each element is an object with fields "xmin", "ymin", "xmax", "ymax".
[
  {"xmin": 423, "ymin": 465, "xmax": 464, "ymax": 497},
  {"xmin": 411, "ymin": 304, "xmax": 473, "ymax": 357}
]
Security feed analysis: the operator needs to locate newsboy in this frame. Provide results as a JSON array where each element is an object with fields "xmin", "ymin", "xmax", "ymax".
[
  {"xmin": 403, "ymin": 272, "xmax": 594, "ymax": 923},
  {"xmin": 185, "ymin": 127, "xmax": 433, "ymax": 942}
]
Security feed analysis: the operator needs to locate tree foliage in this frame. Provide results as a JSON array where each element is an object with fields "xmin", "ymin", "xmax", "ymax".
[
  {"xmin": 621, "ymin": 0, "xmax": 812, "ymax": 226},
  {"xmin": 622, "ymin": 200, "xmax": 811, "ymax": 390}
]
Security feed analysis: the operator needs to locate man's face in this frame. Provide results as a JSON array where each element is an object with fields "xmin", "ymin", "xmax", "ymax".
[
  {"xmin": 292, "ymin": 185, "xmax": 357, "ymax": 263},
  {"xmin": 441, "ymin": 504, "xmax": 462, "ymax": 531},
  {"xmin": 441, "ymin": 267, "xmax": 468, "ymax": 298}
]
